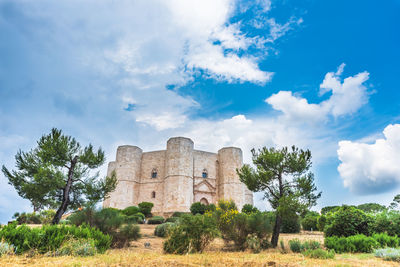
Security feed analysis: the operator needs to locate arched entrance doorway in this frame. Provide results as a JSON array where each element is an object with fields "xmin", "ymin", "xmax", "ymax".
[{"xmin": 200, "ymin": 198, "xmax": 209, "ymax": 205}]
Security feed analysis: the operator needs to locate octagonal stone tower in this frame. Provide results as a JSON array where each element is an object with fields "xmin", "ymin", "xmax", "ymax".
[{"xmin": 103, "ymin": 137, "xmax": 253, "ymax": 215}]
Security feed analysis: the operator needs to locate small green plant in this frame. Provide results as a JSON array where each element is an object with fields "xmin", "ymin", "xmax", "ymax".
[
  {"xmin": 111, "ymin": 224, "xmax": 141, "ymax": 248},
  {"xmin": 324, "ymin": 234, "xmax": 384, "ymax": 253},
  {"xmin": 165, "ymin": 217, "xmax": 179, "ymax": 223},
  {"xmin": 302, "ymin": 248, "xmax": 335, "ymax": 259},
  {"xmin": 0, "ymin": 241, "xmax": 14, "ymax": 256},
  {"xmin": 280, "ymin": 240, "xmax": 286, "ymax": 252},
  {"xmin": 122, "ymin": 206, "xmax": 140, "ymax": 216},
  {"xmin": 147, "ymin": 216, "xmax": 165, "ymax": 224},
  {"xmin": 56, "ymin": 238, "xmax": 97, "ymax": 256},
  {"xmin": 288, "ymin": 239, "xmax": 302, "ymax": 253},
  {"xmin": 247, "ymin": 235, "xmax": 261, "ymax": 253},
  {"xmin": 154, "ymin": 222, "xmax": 175, "ymax": 237},
  {"xmin": 190, "ymin": 202, "xmax": 207, "ymax": 215},
  {"xmin": 163, "ymin": 214, "xmax": 218, "ymax": 254},
  {"xmin": 374, "ymin": 248, "xmax": 400, "ymax": 262},
  {"xmin": 138, "ymin": 202, "xmax": 154, "ymax": 217}
]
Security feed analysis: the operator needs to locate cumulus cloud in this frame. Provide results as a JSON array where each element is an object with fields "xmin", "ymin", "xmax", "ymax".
[
  {"xmin": 337, "ymin": 124, "xmax": 400, "ymax": 194},
  {"xmin": 265, "ymin": 64, "xmax": 370, "ymax": 123}
]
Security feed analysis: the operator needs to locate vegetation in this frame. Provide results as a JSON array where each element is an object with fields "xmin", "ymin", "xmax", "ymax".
[
  {"xmin": 301, "ymin": 211, "xmax": 319, "ymax": 231},
  {"xmin": 374, "ymin": 248, "xmax": 400, "ymax": 262},
  {"xmin": 238, "ymin": 146, "xmax": 321, "ymax": 247},
  {"xmin": 12, "ymin": 210, "xmax": 56, "ymax": 225},
  {"xmin": 67, "ymin": 206, "xmax": 141, "ymax": 247},
  {"xmin": 324, "ymin": 206, "xmax": 373, "ymax": 237},
  {"xmin": 163, "ymin": 214, "xmax": 219, "ymax": 254},
  {"xmin": 147, "ymin": 216, "xmax": 165, "ymax": 224},
  {"xmin": 56, "ymin": 238, "xmax": 97, "ymax": 256},
  {"xmin": 288, "ymin": 239, "xmax": 321, "ymax": 253},
  {"xmin": 325, "ymin": 233, "xmax": 400, "ymax": 253},
  {"xmin": 154, "ymin": 222, "xmax": 175, "ymax": 237},
  {"xmin": 357, "ymin": 203, "xmax": 387, "ymax": 213},
  {"xmin": 138, "ymin": 202, "xmax": 154, "ymax": 217},
  {"xmin": 2, "ymin": 128, "xmax": 117, "ymax": 224},
  {"xmin": 0, "ymin": 223, "xmax": 111, "ymax": 254},
  {"xmin": 122, "ymin": 206, "xmax": 140, "ymax": 216},
  {"xmin": 302, "ymin": 248, "xmax": 335, "ymax": 259},
  {"xmin": 280, "ymin": 213, "xmax": 300, "ymax": 233},
  {"xmin": 241, "ymin": 204, "xmax": 259, "ymax": 214},
  {"xmin": 0, "ymin": 241, "xmax": 14, "ymax": 256}
]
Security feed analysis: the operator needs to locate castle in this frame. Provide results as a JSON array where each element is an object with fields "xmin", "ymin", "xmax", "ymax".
[{"xmin": 103, "ymin": 137, "xmax": 253, "ymax": 215}]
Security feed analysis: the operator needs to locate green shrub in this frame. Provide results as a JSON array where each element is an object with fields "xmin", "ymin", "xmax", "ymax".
[
  {"xmin": 246, "ymin": 235, "xmax": 261, "ymax": 253},
  {"xmin": 372, "ymin": 233, "xmax": 399, "ymax": 248},
  {"xmin": 317, "ymin": 215, "xmax": 327, "ymax": 231},
  {"xmin": 288, "ymin": 239, "xmax": 321, "ymax": 253},
  {"xmin": 205, "ymin": 204, "xmax": 216, "ymax": 213},
  {"xmin": 302, "ymin": 248, "xmax": 335, "ymax": 259},
  {"xmin": 324, "ymin": 206, "xmax": 373, "ymax": 237},
  {"xmin": 301, "ymin": 212, "xmax": 319, "ymax": 231},
  {"xmin": 165, "ymin": 217, "xmax": 179, "ymax": 223},
  {"xmin": 281, "ymin": 214, "xmax": 300, "ymax": 233},
  {"xmin": 148, "ymin": 216, "xmax": 165, "ymax": 224},
  {"xmin": 0, "ymin": 241, "xmax": 14, "ymax": 256},
  {"xmin": 371, "ymin": 211, "xmax": 400, "ymax": 236},
  {"xmin": 325, "ymin": 234, "xmax": 386, "ymax": 253},
  {"xmin": 122, "ymin": 206, "xmax": 140, "ymax": 216},
  {"xmin": 374, "ymin": 248, "xmax": 400, "ymax": 262},
  {"xmin": 242, "ymin": 204, "xmax": 259, "ymax": 214},
  {"xmin": 125, "ymin": 212, "xmax": 145, "ymax": 224},
  {"xmin": 56, "ymin": 238, "xmax": 97, "ymax": 256},
  {"xmin": 111, "ymin": 224, "xmax": 141, "ymax": 248},
  {"xmin": 163, "ymin": 214, "xmax": 218, "ymax": 254},
  {"xmin": 171, "ymin": 212, "xmax": 189, "ymax": 218},
  {"xmin": 154, "ymin": 222, "xmax": 175, "ymax": 237},
  {"xmin": 289, "ymin": 239, "xmax": 302, "ymax": 253},
  {"xmin": 0, "ymin": 223, "xmax": 111, "ymax": 254},
  {"xmin": 321, "ymin": 206, "xmax": 340, "ymax": 215},
  {"xmin": 138, "ymin": 202, "xmax": 154, "ymax": 218},
  {"xmin": 190, "ymin": 202, "xmax": 207, "ymax": 215}
]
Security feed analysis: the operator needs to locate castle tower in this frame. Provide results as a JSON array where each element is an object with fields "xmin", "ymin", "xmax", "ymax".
[
  {"xmin": 103, "ymin": 145, "xmax": 142, "ymax": 209},
  {"xmin": 217, "ymin": 147, "xmax": 246, "ymax": 209},
  {"xmin": 163, "ymin": 137, "xmax": 194, "ymax": 214}
]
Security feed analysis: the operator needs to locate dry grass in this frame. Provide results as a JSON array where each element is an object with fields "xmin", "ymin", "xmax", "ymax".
[{"xmin": 0, "ymin": 225, "xmax": 396, "ymax": 267}]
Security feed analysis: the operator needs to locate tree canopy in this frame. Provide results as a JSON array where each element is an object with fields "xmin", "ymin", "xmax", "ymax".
[
  {"xmin": 2, "ymin": 128, "xmax": 117, "ymax": 224},
  {"xmin": 237, "ymin": 146, "xmax": 321, "ymax": 247}
]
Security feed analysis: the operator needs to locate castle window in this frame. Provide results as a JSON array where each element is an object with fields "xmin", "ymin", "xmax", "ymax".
[
  {"xmin": 152, "ymin": 191, "xmax": 156, "ymax": 198},
  {"xmin": 202, "ymin": 169, "xmax": 208, "ymax": 178},
  {"xmin": 151, "ymin": 169, "xmax": 157, "ymax": 178}
]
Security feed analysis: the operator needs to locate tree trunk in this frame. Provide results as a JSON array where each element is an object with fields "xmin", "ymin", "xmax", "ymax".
[
  {"xmin": 271, "ymin": 212, "xmax": 282, "ymax": 247},
  {"xmin": 52, "ymin": 156, "xmax": 78, "ymax": 224}
]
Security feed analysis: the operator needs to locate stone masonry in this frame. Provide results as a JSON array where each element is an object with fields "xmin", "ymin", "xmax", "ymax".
[{"xmin": 103, "ymin": 137, "xmax": 253, "ymax": 215}]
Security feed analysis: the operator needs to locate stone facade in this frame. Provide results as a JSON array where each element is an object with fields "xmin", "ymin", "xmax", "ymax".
[{"xmin": 103, "ymin": 137, "xmax": 253, "ymax": 215}]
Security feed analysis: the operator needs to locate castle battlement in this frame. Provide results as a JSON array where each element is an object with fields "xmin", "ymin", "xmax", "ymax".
[{"xmin": 103, "ymin": 137, "xmax": 253, "ymax": 215}]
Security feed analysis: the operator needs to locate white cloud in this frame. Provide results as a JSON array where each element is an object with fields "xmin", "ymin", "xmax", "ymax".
[
  {"xmin": 337, "ymin": 124, "xmax": 400, "ymax": 194},
  {"xmin": 265, "ymin": 64, "xmax": 370, "ymax": 123}
]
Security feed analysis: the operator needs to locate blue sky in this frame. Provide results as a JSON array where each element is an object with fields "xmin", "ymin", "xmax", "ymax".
[{"xmin": 0, "ymin": 0, "xmax": 399, "ymax": 223}]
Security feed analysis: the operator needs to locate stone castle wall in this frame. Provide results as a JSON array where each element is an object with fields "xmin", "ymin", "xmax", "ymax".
[{"xmin": 103, "ymin": 137, "xmax": 253, "ymax": 215}]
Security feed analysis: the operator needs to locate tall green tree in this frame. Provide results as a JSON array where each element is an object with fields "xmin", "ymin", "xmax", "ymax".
[
  {"xmin": 237, "ymin": 146, "xmax": 321, "ymax": 247},
  {"xmin": 2, "ymin": 128, "xmax": 117, "ymax": 224},
  {"xmin": 390, "ymin": 194, "xmax": 400, "ymax": 210}
]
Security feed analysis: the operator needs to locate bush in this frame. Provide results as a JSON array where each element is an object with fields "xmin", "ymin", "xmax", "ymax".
[
  {"xmin": 171, "ymin": 212, "xmax": 190, "ymax": 218},
  {"xmin": 165, "ymin": 217, "xmax": 179, "ymax": 223},
  {"xmin": 122, "ymin": 206, "xmax": 140, "ymax": 216},
  {"xmin": 56, "ymin": 238, "xmax": 97, "ymax": 256},
  {"xmin": 154, "ymin": 222, "xmax": 175, "ymax": 237},
  {"xmin": 324, "ymin": 234, "xmax": 395, "ymax": 253},
  {"xmin": 324, "ymin": 206, "xmax": 373, "ymax": 237},
  {"xmin": 190, "ymin": 202, "xmax": 207, "ymax": 215},
  {"xmin": 205, "ymin": 204, "xmax": 216, "ymax": 213},
  {"xmin": 301, "ymin": 212, "xmax": 319, "ymax": 231},
  {"xmin": 317, "ymin": 215, "xmax": 327, "ymax": 231},
  {"xmin": 246, "ymin": 235, "xmax": 261, "ymax": 253},
  {"xmin": 138, "ymin": 202, "xmax": 154, "ymax": 218},
  {"xmin": 213, "ymin": 204, "xmax": 272, "ymax": 250},
  {"xmin": 163, "ymin": 214, "xmax": 219, "ymax": 254},
  {"xmin": 125, "ymin": 212, "xmax": 145, "ymax": 224},
  {"xmin": 241, "ymin": 204, "xmax": 259, "ymax": 214},
  {"xmin": 375, "ymin": 248, "xmax": 400, "ymax": 262},
  {"xmin": 371, "ymin": 211, "xmax": 400, "ymax": 236},
  {"xmin": 148, "ymin": 216, "xmax": 165, "ymax": 224},
  {"xmin": 289, "ymin": 239, "xmax": 302, "ymax": 253},
  {"xmin": 281, "ymin": 214, "xmax": 300, "ymax": 233},
  {"xmin": 112, "ymin": 224, "xmax": 141, "ymax": 248},
  {"xmin": 0, "ymin": 223, "xmax": 111, "ymax": 254},
  {"xmin": 372, "ymin": 233, "xmax": 399, "ymax": 248},
  {"xmin": 302, "ymin": 248, "xmax": 335, "ymax": 259},
  {"xmin": 0, "ymin": 241, "xmax": 14, "ymax": 256}
]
